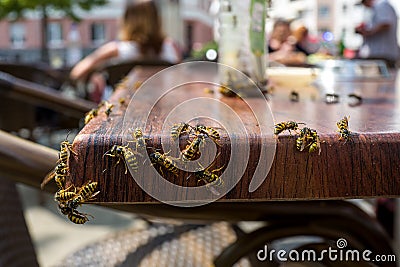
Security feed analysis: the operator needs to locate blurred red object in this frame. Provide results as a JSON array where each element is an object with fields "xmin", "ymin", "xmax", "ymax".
[{"xmin": 344, "ymin": 48, "xmax": 357, "ymax": 59}]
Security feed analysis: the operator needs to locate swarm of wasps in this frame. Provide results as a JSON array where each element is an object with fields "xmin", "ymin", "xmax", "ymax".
[
  {"xmin": 274, "ymin": 116, "xmax": 352, "ymax": 155},
  {"xmin": 43, "ymin": 137, "xmax": 99, "ymax": 224},
  {"xmin": 103, "ymin": 123, "xmax": 224, "ymax": 195},
  {"xmin": 169, "ymin": 122, "xmax": 224, "ymax": 193}
]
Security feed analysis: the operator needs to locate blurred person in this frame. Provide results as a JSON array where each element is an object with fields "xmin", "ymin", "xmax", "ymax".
[
  {"xmin": 70, "ymin": 0, "xmax": 182, "ymax": 102},
  {"xmin": 268, "ymin": 19, "xmax": 307, "ymax": 66},
  {"xmin": 355, "ymin": 1, "xmax": 398, "ymax": 239},
  {"xmin": 291, "ymin": 24, "xmax": 318, "ymax": 56},
  {"xmin": 355, "ymin": 0, "xmax": 399, "ymax": 68}
]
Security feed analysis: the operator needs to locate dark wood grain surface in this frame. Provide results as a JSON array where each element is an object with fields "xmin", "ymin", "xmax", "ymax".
[{"xmin": 68, "ymin": 65, "xmax": 400, "ymax": 203}]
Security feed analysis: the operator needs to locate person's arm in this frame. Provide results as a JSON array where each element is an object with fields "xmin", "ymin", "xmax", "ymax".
[
  {"xmin": 361, "ymin": 2, "xmax": 394, "ymax": 37},
  {"xmin": 358, "ymin": 23, "xmax": 390, "ymax": 37},
  {"xmin": 70, "ymin": 41, "xmax": 119, "ymax": 81},
  {"xmin": 268, "ymin": 40, "xmax": 305, "ymax": 64},
  {"xmin": 161, "ymin": 37, "xmax": 182, "ymax": 63}
]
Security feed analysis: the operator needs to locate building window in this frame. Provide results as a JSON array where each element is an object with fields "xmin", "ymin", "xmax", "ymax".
[
  {"xmin": 91, "ymin": 23, "xmax": 106, "ymax": 45},
  {"xmin": 10, "ymin": 22, "xmax": 26, "ymax": 48},
  {"xmin": 47, "ymin": 22, "xmax": 63, "ymax": 47},
  {"xmin": 318, "ymin": 5, "xmax": 330, "ymax": 18}
]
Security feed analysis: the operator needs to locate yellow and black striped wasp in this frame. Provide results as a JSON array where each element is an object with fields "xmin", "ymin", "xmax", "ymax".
[
  {"xmin": 41, "ymin": 160, "xmax": 70, "ymax": 190},
  {"xmin": 193, "ymin": 124, "xmax": 221, "ymax": 145},
  {"xmin": 118, "ymin": 97, "xmax": 127, "ymax": 107},
  {"xmin": 59, "ymin": 135, "xmax": 77, "ymax": 165},
  {"xmin": 55, "ymin": 185, "xmax": 76, "ymax": 203},
  {"xmin": 295, "ymin": 127, "xmax": 321, "ymax": 155},
  {"xmin": 180, "ymin": 134, "xmax": 206, "ymax": 161},
  {"xmin": 84, "ymin": 108, "xmax": 99, "ymax": 125},
  {"xmin": 337, "ymin": 116, "xmax": 352, "ymax": 142},
  {"xmin": 170, "ymin": 122, "xmax": 191, "ymax": 140},
  {"xmin": 307, "ymin": 129, "xmax": 322, "ymax": 155},
  {"xmin": 41, "ymin": 133, "xmax": 76, "ymax": 191},
  {"xmin": 104, "ymin": 101, "xmax": 114, "ymax": 117},
  {"xmin": 104, "ymin": 145, "xmax": 139, "ymax": 174},
  {"xmin": 188, "ymin": 162, "xmax": 224, "ymax": 196},
  {"xmin": 69, "ymin": 181, "xmax": 99, "ymax": 208},
  {"xmin": 68, "ymin": 211, "xmax": 90, "ymax": 224},
  {"xmin": 57, "ymin": 181, "xmax": 98, "ymax": 224},
  {"xmin": 58, "ymin": 203, "xmax": 90, "ymax": 224},
  {"xmin": 149, "ymin": 151, "xmax": 180, "ymax": 177},
  {"xmin": 296, "ymin": 127, "xmax": 313, "ymax": 152},
  {"xmin": 274, "ymin": 121, "xmax": 305, "ymax": 137},
  {"xmin": 129, "ymin": 128, "xmax": 148, "ymax": 151}
]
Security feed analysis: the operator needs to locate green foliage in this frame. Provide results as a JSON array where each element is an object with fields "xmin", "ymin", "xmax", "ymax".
[
  {"xmin": 191, "ymin": 40, "xmax": 218, "ymax": 59},
  {"xmin": 0, "ymin": 0, "xmax": 108, "ymax": 21}
]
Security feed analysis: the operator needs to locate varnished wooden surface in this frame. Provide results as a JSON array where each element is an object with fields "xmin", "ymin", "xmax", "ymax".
[
  {"xmin": 0, "ymin": 71, "xmax": 96, "ymax": 118},
  {"xmin": 0, "ymin": 130, "xmax": 59, "ymax": 192},
  {"xmin": 68, "ymin": 65, "xmax": 400, "ymax": 203}
]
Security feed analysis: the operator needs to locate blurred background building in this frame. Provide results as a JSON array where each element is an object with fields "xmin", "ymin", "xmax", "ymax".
[
  {"xmin": 0, "ymin": 0, "xmax": 399, "ymax": 67},
  {"xmin": 0, "ymin": 0, "xmax": 214, "ymax": 67}
]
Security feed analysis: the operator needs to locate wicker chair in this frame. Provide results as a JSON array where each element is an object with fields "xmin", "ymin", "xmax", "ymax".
[
  {"xmin": 0, "ymin": 177, "xmax": 39, "ymax": 266},
  {"xmin": 90, "ymin": 59, "xmax": 172, "ymax": 88}
]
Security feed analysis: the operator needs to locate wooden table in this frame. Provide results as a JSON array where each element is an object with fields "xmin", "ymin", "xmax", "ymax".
[
  {"xmin": 67, "ymin": 63, "xmax": 400, "ymax": 209},
  {"xmin": 59, "ymin": 63, "xmax": 400, "ymax": 266}
]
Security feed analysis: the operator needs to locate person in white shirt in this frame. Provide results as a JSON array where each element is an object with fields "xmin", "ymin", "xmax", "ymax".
[
  {"xmin": 355, "ymin": 0, "xmax": 399, "ymax": 68},
  {"xmin": 70, "ymin": 0, "xmax": 181, "ymax": 102}
]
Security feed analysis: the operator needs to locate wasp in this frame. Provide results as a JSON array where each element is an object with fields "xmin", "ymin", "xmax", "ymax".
[
  {"xmin": 274, "ymin": 121, "xmax": 305, "ymax": 137},
  {"xmin": 129, "ymin": 128, "xmax": 148, "ymax": 151},
  {"xmin": 133, "ymin": 81, "xmax": 143, "ymax": 90},
  {"xmin": 84, "ymin": 108, "xmax": 98, "ymax": 124},
  {"xmin": 307, "ymin": 129, "xmax": 321, "ymax": 155},
  {"xmin": 295, "ymin": 127, "xmax": 321, "ymax": 154},
  {"xmin": 119, "ymin": 97, "xmax": 127, "ymax": 107},
  {"xmin": 79, "ymin": 181, "xmax": 99, "ymax": 200},
  {"xmin": 59, "ymin": 136, "xmax": 77, "ymax": 166},
  {"xmin": 104, "ymin": 145, "xmax": 139, "ymax": 174},
  {"xmin": 68, "ymin": 212, "xmax": 89, "ymax": 224},
  {"xmin": 41, "ymin": 161, "xmax": 69, "ymax": 190},
  {"xmin": 55, "ymin": 187, "xmax": 76, "ymax": 203},
  {"xmin": 59, "ymin": 204, "xmax": 90, "ymax": 224},
  {"xmin": 170, "ymin": 122, "xmax": 191, "ymax": 140},
  {"xmin": 308, "ymin": 136, "xmax": 321, "ymax": 154},
  {"xmin": 104, "ymin": 101, "xmax": 114, "ymax": 117},
  {"xmin": 180, "ymin": 134, "xmax": 206, "ymax": 161},
  {"xmin": 190, "ymin": 163, "xmax": 224, "ymax": 196},
  {"xmin": 296, "ymin": 127, "xmax": 313, "ymax": 151},
  {"xmin": 337, "ymin": 116, "xmax": 352, "ymax": 142},
  {"xmin": 149, "ymin": 152, "xmax": 179, "ymax": 177},
  {"xmin": 70, "ymin": 181, "xmax": 99, "ymax": 208},
  {"xmin": 54, "ymin": 162, "xmax": 69, "ymax": 189},
  {"xmin": 57, "ymin": 182, "xmax": 98, "ymax": 224},
  {"xmin": 193, "ymin": 125, "xmax": 221, "ymax": 145}
]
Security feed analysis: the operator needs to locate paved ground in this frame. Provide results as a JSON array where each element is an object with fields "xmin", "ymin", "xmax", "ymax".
[{"xmin": 17, "ymin": 184, "xmax": 146, "ymax": 267}]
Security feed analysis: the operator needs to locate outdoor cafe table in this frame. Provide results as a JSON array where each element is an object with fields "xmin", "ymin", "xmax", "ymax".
[{"xmin": 67, "ymin": 62, "xmax": 400, "ymax": 218}]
